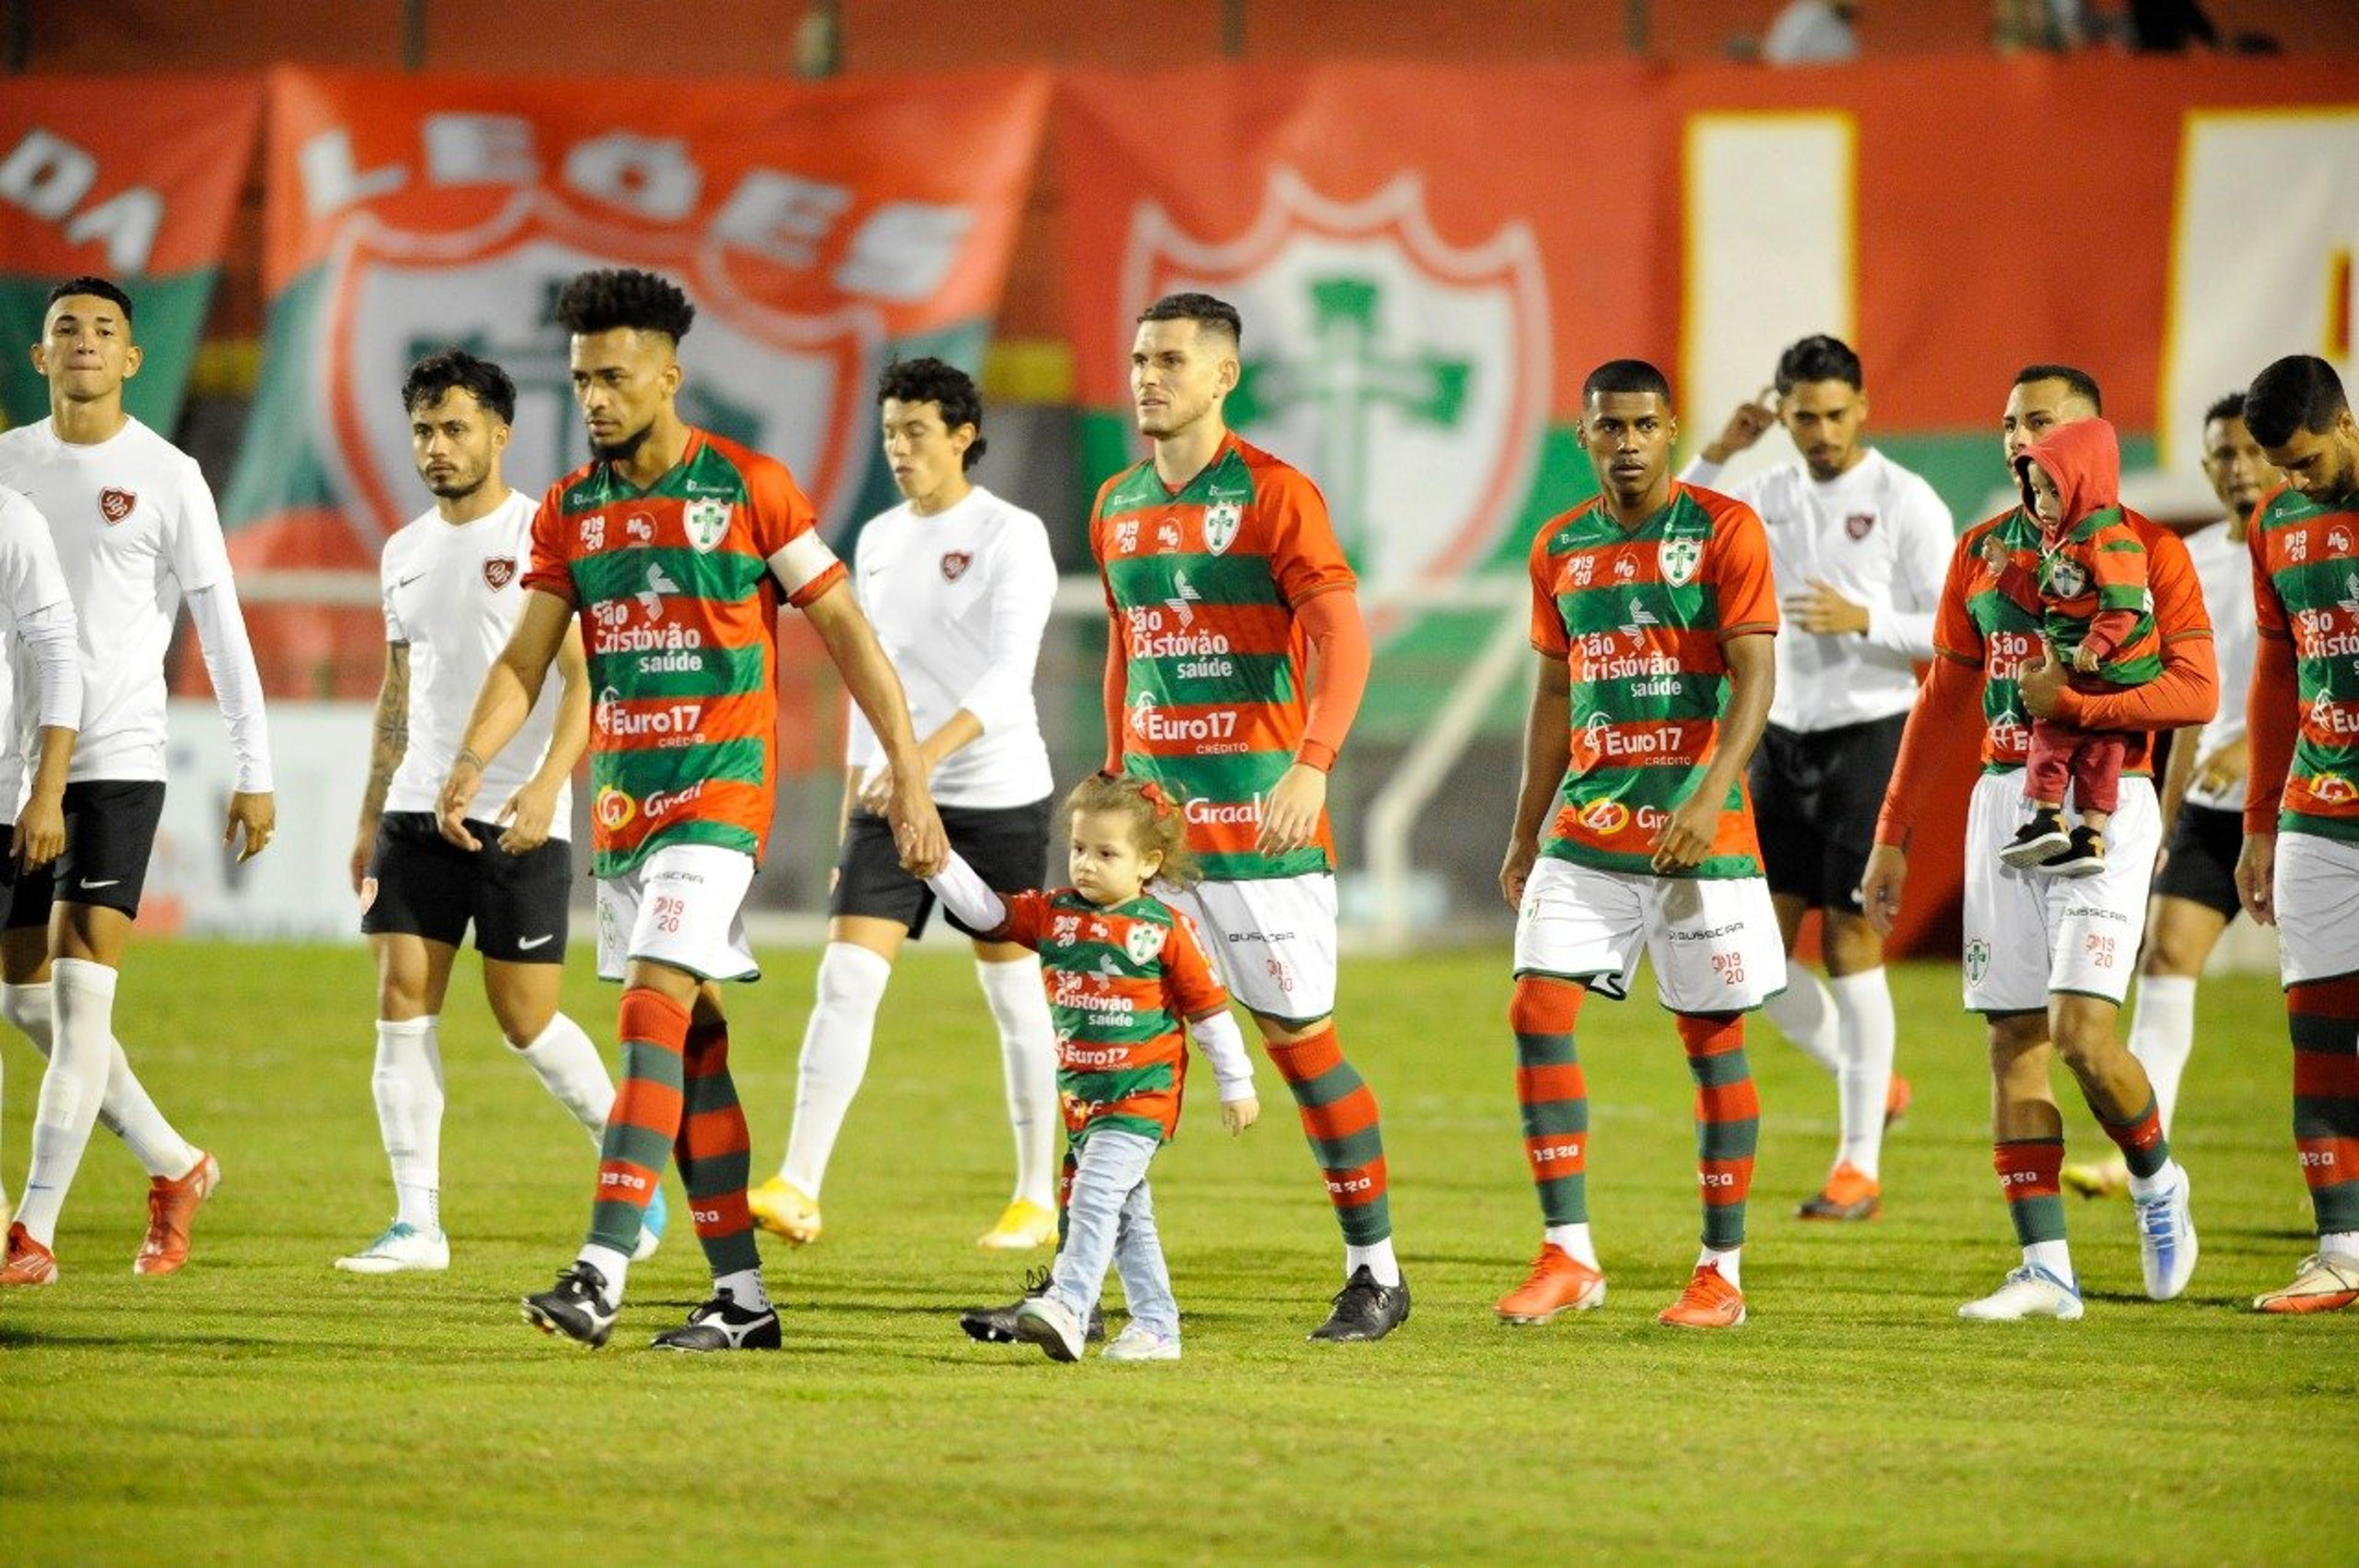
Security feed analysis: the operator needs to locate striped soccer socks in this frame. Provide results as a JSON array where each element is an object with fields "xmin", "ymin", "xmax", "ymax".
[
  {"xmin": 1994, "ymin": 1136, "xmax": 2075, "ymax": 1285},
  {"xmin": 582, "ymin": 987, "xmax": 690, "ymax": 1298},
  {"xmin": 1267, "ymin": 1024, "xmax": 1394, "ymax": 1269},
  {"xmin": 1676, "ymin": 1012, "xmax": 1758, "ymax": 1255},
  {"xmin": 678, "ymin": 1016, "xmax": 762, "ymax": 1293},
  {"xmin": 1511, "ymin": 975, "xmax": 1590, "ymax": 1238},
  {"xmin": 2289, "ymin": 975, "xmax": 2359, "ymax": 1239}
]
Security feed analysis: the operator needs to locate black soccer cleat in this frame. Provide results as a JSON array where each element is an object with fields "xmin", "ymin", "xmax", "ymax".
[
  {"xmin": 1998, "ymin": 808, "xmax": 2071, "ymax": 869},
  {"xmin": 960, "ymin": 1264, "xmax": 1105, "ymax": 1344},
  {"xmin": 1308, "ymin": 1265, "xmax": 1412, "ymax": 1342},
  {"xmin": 522, "ymin": 1262, "xmax": 617, "ymax": 1349},
  {"xmin": 650, "ymin": 1289, "xmax": 781, "ymax": 1352},
  {"xmin": 2039, "ymin": 825, "xmax": 2107, "ymax": 880}
]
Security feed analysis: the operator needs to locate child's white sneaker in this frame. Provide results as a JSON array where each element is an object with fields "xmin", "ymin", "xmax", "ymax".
[
  {"xmin": 1014, "ymin": 1293, "xmax": 1086, "ymax": 1362},
  {"xmin": 1101, "ymin": 1324, "xmax": 1181, "ymax": 1362}
]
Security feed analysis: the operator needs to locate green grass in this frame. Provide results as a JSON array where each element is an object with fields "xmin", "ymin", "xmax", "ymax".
[{"xmin": 1, "ymin": 942, "xmax": 2350, "ymax": 1562}]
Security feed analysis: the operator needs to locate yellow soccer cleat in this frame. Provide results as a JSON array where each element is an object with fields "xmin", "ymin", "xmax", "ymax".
[
  {"xmin": 747, "ymin": 1176, "xmax": 822, "ymax": 1246},
  {"xmin": 2060, "ymin": 1155, "xmax": 2130, "ymax": 1200},
  {"xmin": 976, "ymin": 1198, "xmax": 1057, "ymax": 1251}
]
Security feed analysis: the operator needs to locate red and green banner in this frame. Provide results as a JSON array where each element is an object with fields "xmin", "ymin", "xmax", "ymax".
[
  {"xmin": 0, "ymin": 76, "xmax": 261, "ymax": 434},
  {"xmin": 225, "ymin": 66, "xmax": 1051, "ymax": 696}
]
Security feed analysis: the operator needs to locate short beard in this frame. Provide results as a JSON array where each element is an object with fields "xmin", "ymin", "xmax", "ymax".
[
  {"xmin": 424, "ymin": 469, "xmax": 487, "ymax": 502},
  {"xmin": 590, "ymin": 422, "xmax": 654, "ymax": 463}
]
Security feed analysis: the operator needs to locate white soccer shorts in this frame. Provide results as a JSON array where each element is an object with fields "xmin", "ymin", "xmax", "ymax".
[
  {"xmin": 595, "ymin": 842, "xmax": 759, "ymax": 983},
  {"xmin": 1960, "ymin": 771, "xmax": 2158, "ymax": 1012},
  {"xmin": 1156, "ymin": 872, "xmax": 1337, "ymax": 1023},
  {"xmin": 2275, "ymin": 830, "xmax": 2359, "ymax": 987},
  {"xmin": 1512, "ymin": 856, "xmax": 1786, "ymax": 1013}
]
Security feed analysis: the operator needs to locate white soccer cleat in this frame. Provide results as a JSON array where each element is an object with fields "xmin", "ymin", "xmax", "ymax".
[
  {"xmin": 1100, "ymin": 1324, "xmax": 1181, "ymax": 1362},
  {"xmin": 335, "ymin": 1221, "xmax": 451, "ymax": 1274},
  {"xmin": 1958, "ymin": 1264, "xmax": 2084, "ymax": 1321},
  {"xmin": 2132, "ymin": 1166, "xmax": 2198, "ymax": 1301}
]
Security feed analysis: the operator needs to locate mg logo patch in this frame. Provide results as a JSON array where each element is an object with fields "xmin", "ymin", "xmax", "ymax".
[
  {"xmin": 683, "ymin": 497, "xmax": 730, "ymax": 555},
  {"xmin": 1659, "ymin": 536, "xmax": 1702, "ymax": 587},
  {"xmin": 1127, "ymin": 169, "xmax": 1546, "ymax": 636}
]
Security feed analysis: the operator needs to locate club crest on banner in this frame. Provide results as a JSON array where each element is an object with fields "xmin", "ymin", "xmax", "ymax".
[
  {"xmin": 319, "ymin": 214, "xmax": 876, "ymax": 558},
  {"xmin": 683, "ymin": 497, "xmax": 730, "ymax": 555},
  {"xmin": 1659, "ymin": 535, "xmax": 1702, "ymax": 587},
  {"xmin": 98, "ymin": 487, "xmax": 136, "ymax": 525},
  {"xmin": 1124, "ymin": 169, "xmax": 1547, "ymax": 636},
  {"xmin": 482, "ymin": 556, "xmax": 516, "ymax": 590}
]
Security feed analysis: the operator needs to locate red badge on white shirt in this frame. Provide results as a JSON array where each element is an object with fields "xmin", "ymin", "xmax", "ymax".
[
  {"xmin": 482, "ymin": 557, "xmax": 517, "ymax": 590},
  {"xmin": 1845, "ymin": 512, "xmax": 1876, "ymax": 540},
  {"xmin": 99, "ymin": 487, "xmax": 136, "ymax": 524},
  {"xmin": 941, "ymin": 551, "xmax": 972, "ymax": 582}
]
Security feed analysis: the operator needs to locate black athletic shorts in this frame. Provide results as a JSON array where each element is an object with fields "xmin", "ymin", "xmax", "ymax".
[
  {"xmin": 829, "ymin": 796, "xmax": 1052, "ymax": 939},
  {"xmin": 360, "ymin": 811, "xmax": 573, "ymax": 962},
  {"xmin": 1750, "ymin": 714, "xmax": 1908, "ymax": 912},
  {"xmin": 2153, "ymin": 800, "xmax": 2242, "ymax": 919},
  {"xmin": 1, "ymin": 778, "xmax": 168, "ymax": 929}
]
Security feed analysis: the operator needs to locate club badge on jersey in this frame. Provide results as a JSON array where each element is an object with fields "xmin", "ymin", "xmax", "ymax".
[
  {"xmin": 482, "ymin": 556, "xmax": 516, "ymax": 590},
  {"xmin": 1659, "ymin": 535, "xmax": 1702, "ymax": 587},
  {"xmin": 1846, "ymin": 512, "xmax": 1876, "ymax": 540},
  {"xmin": 100, "ymin": 486, "xmax": 137, "ymax": 524},
  {"xmin": 683, "ymin": 497, "xmax": 730, "ymax": 555},
  {"xmin": 940, "ymin": 550, "xmax": 972, "ymax": 582},
  {"xmin": 1203, "ymin": 500, "xmax": 1242, "ymax": 556}
]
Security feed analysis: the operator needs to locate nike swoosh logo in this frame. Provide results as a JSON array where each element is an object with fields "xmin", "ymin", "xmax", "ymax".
[
  {"xmin": 517, "ymin": 934, "xmax": 554, "ymax": 950},
  {"xmin": 394, "ymin": 573, "xmax": 426, "ymax": 588},
  {"xmin": 78, "ymin": 878, "xmax": 121, "ymax": 890}
]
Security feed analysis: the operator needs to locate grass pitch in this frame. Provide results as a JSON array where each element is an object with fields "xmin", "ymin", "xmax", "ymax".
[{"xmin": 0, "ymin": 941, "xmax": 2349, "ymax": 1562}]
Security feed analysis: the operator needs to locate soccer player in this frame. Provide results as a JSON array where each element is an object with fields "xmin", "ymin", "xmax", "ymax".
[
  {"xmin": 2234, "ymin": 354, "xmax": 2359, "ymax": 1314},
  {"xmin": 442, "ymin": 268, "xmax": 945, "ymax": 1351},
  {"xmin": 1861, "ymin": 365, "xmax": 2212, "ymax": 1320},
  {"xmin": 0, "ymin": 480, "xmax": 82, "ymax": 1230},
  {"xmin": 1496, "ymin": 359, "xmax": 1784, "ymax": 1332},
  {"xmin": 0, "ymin": 276, "xmax": 272, "ymax": 1287},
  {"xmin": 1682, "ymin": 335, "xmax": 1950, "ymax": 1220},
  {"xmin": 1090, "ymin": 291, "xmax": 1404, "ymax": 1341},
  {"xmin": 336, "ymin": 348, "xmax": 667, "ymax": 1274},
  {"xmin": 2062, "ymin": 392, "xmax": 2272, "ymax": 1198},
  {"xmin": 748, "ymin": 357, "xmax": 1060, "ymax": 1252}
]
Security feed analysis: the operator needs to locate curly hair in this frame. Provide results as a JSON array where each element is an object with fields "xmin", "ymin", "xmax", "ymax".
[
  {"xmin": 554, "ymin": 268, "xmax": 696, "ymax": 341},
  {"xmin": 402, "ymin": 348, "xmax": 517, "ymax": 425},
  {"xmin": 877, "ymin": 356, "xmax": 987, "ymax": 471},
  {"xmin": 1066, "ymin": 773, "xmax": 1197, "ymax": 886}
]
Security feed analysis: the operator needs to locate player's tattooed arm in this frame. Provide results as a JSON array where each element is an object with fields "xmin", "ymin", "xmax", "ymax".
[{"xmin": 353, "ymin": 641, "xmax": 410, "ymax": 893}]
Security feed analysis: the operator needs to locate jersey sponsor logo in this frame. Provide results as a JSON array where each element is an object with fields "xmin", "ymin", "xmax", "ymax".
[
  {"xmin": 595, "ymin": 686, "xmax": 704, "ymax": 746},
  {"xmin": 1846, "ymin": 511, "xmax": 1876, "ymax": 540},
  {"xmin": 589, "ymin": 614, "xmax": 705, "ymax": 663},
  {"xmin": 1129, "ymin": 693, "xmax": 1242, "ymax": 750},
  {"xmin": 1578, "ymin": 713, "xmax": 1689, "ymax": 762},
  {"xmin": 1658, "ymin": 535, "xmax": 1702, "ymax": 587},
  {"xmin": 482, "ymin": 556, "xmax": 517, "ymax": 591},
  {"xmin": 1051, "ymin": 968, "xmax": 1136, "ymax": 1023},
  {"xmin": 2331, "ymin": 527, "xmax": 2354, "ymax": 556},
  {"xmin": 98, "ymin": 486, "xmax": 136, "ymax": 525},
  {"xmin": 1127, "ymin": 168, "xmax": 1546, "ymax": 638},
  {"xmin": 1578, "ymin": 800, "xmax": 1631, "ymax": 835},
  {"xmin": 637, "ymin": 561, "xmax": 681, "ymax": 620},
  {"xmin": 939, "ymin": 550, "xmax": 972, "ymax": 582},
  {"xmin": 1062, "ymin": 1042, "xmax": 1135, "ymax": 1069},
  {"xmin": 517, "ymin": 934, "xmax": 555, "ymax": 950},
  {"xmin": 1183, "ymin": 794, "xmax": 1262, "ymax": 827},
  {"xmin": 1155, "ymin": 519, "xmax": 1183, "ymax": 553},
  {"xmin": 642, "ymin": 781, "xmax": 706, "ymax": 819},
  {"xmin": 1165, "ymin": 569, "xmax": 1203, "ymax": 628},
  {"xmin": 1986, "ymin": 630, "xmax": 2040, "ymax": 679},
  {"xmin": 1203, "ymin": 500, "xmax": 1242, "ymax": 556},
  {"xmin": 684, "ymin": 497, "xmax": 730, "ymax": 555},
  {"xmin": 1124, "ymin": 604, "xmax": 1236, "ymax": 669},
  {"xmin": 593, "ymin": 787, "xmax": 638, "ymax": 832},
  {"xmin": 1124, "ymin": 922, "xmax": 1164, "ymax": 965},
  {"xmin": 2313, "ymin": 775, "xmax": 2357, "ymax": 805},
  {"xmin": 624, "ymin": 511, "xmax": 658, "ymax": 546}
]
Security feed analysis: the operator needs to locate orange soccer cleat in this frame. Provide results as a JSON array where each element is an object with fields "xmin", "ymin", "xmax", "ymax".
[
  {"xmin": 1884, "ymin": 1072, "xmax": 1913, "ymax": 1130},
  {"xmin": 1494, "ymin": 1243, "xmax": 1607, "ymax": 1325},
  {"xmin": 1, "ymin": 1221, "xmax": 59, "ymax": 1286},
  {"xmin": 1798, "ymin": 1161, "xmax": 1882, "ymax": 1222},
  {"xmin": 1656, "ymin": 1261, "xmax": 1747, "ymax": 1329},
  {"xmin": 135, "ymin": 1150, "xmax": 219, "ymax": 1276}
]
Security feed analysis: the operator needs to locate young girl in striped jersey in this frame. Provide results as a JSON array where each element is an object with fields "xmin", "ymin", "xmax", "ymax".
[{"xmin": 926, "ymin": 774, "xmax": 1258, "ymax": 1362}]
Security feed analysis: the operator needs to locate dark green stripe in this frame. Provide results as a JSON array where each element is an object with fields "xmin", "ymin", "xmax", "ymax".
[
  {"xmin": 1197, "ymin": 847, "xmax": 1329, "ymax": 881},
  {"xmin": 1076, "ymin": 1113, "xmax": 1167, "ymax": 1147},
  {"xmin": 1060, "ymin": 1063, "xmax": 1176, "ymax": 1104},
  {"xmin": 594, "ymin": 641, "xmax": 769, "ymax": 700},
  {"xmin": 2006, "ymin": 1191, "xmax": 2068, "ymax": 1246},
  {"xmin": 1697, "ymin": 1118, "xmax": 1760, "ymax": 1161},
  {"xmin": 2312, "ymin": 1180, "xmax": 2359, "ymax": 1234},
  {"xmin": 2294, "ymin": 1094, "xmax": 2359, "ymax": 1140},
  {"xmin": 601, "ymin": 1121, "xmax": 673, "ymax": 1174},
  {"xmin": 1538, "ymin": 843, "xmax": 1763, "ymax": 880},
  {"xmin": 1686, "ymin": 1051, "xmax": 1754, "ymax": 1091},
  {"xmin": 1522, "ymin": 1099, "xmax": 1588, "ymax": 1139},
  {"xmin": 1105, "ymin": 552, "xmax": 1284, "ymax": 610},
  {"xmin": 1286, "ymin": 1059, "xmax": 1368, "ymax": 1110},
  {"xmin": 1702, "ymin": 1202, "xmax": 1747, "ymax": 1250},
  {"xmin": 1312, "ymin": 1123, "xmax": 1387, "ymax": 1172},
  {"xmin": 617, "ymin": 1039, "xmax": 685, "ymax": 1088},
  {"xmin": 2289, "ymin": 1018, "xmax": 2358, "ymax": 1052},
  {"xmin": 1051, "ymin": 1009, "xmax": 1175, "ymax": 1046},
  {"xmin": 1127, "ymin": 650, "xmax": 1297, "ymax": 709},
  {"xmin": 594, "ymin": 735, "xmax": 769, "ymax": 797},
  {"xmin": 573, "ymin": 545, "xmax": 769, "ymax": 606},
  {"xmin": 1101, "ymin": 447, "xmax": 1254, "ymax": 512}
]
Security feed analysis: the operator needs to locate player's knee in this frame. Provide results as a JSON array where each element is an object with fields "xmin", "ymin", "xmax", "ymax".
[
  {"xmin": 377, "ymin": 975, "xmax": 433, "ymax": 1021},
  {"xmin": 815, "ymin": 942, "xmax": 892, "ymax": 1011},
  {"xmin": 1821, "ymin": 914, "xmax": 1884, "ymax": 975},
  {"xmin": 2048, "ymin": 1006, "xmax": 2119, "ymax": 1071},
  {"xmin": 2140, "ymin": 924, "xmax": 2208, "ymax": 978}
]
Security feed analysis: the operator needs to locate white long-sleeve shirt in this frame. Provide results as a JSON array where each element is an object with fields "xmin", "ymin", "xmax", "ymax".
[
  {"xmin": 0, "ymin": 484, "xmax": 82, "ymax": 814},
  {"xmin": 2180, "ymin": 517, "xmax": 2257, "ymax": 813},
  {"xmin": 844, "ymin": 484, "xmax": 1055, "ymax": 809},
  {"xmin": 0, "ymin": 416, "xmax": 271, "ymax": 791},
  {"xmin": 1681, "ymin": 448, "xmax": 1952, "ymax": 733}
]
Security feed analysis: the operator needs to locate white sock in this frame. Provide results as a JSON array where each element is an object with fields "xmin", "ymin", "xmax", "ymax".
[
  {"xmin": 1762, "ymin": 968, "xmax": 1841, "ymax": 1074},
  {"xmin": 2127, "ymin": 973, "xmax": 2198, "ymax": 1134},
  {"xmin": 1700, "ymin": 1244, "xmax": 1742, "ymax": 1290},
  {"xmin": 4, "ymin": 978, "xmax": 197, "ymax": 1180},
  {"xmin": 2127, "ymin": 1158, "xmax": 2181, "ymax": 1204},
  {"xmin": 1543, "ymin": 1222, "xmax": 1598, "ymax": 1270},
  {"xmin": 373, "ymin": 1017, "xmax": 444, "ymax": 1232},
  {"xmin": 2320, "ymin": 1230, "xmax": 2359, "ymax": 1260},
  {"xmin": 1831, "ymin": 968, "xmax": 1896, "ymax": 1178},
  {"xmin": 577, "ymin": 1241, "xmax": 630, "ymax": 1305},
  {"xmin": 2024, "ymin": 1239, "xmax": 2075, "ymax": 1287},
  {"xmin": 515, "ymin": 1012, "xmax": 616, "ymax": 1147},
  {"xmin": 1345, "ymin": 1238, "xmax": 1401, "ymax": 1287},
  {"xmin": 780, "ymin": 942, "xmax": 893, "ymax": 1196},
  {"xmin": 714, "ymin": 1265, "xmax": 770, "ymax": 1312},
  {"xmin": 976, "ymin": 953, "xmax": 1058, "ymax": 1210},
  {"xmin": 16, "ymin": 958, "xmax": 119, "ymax": 1246}
]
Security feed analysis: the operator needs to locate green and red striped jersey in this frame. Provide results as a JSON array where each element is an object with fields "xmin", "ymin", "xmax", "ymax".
[
  {"xmin": 1939, "ymin": 509, "xmax": 2203, "ymax": 776},
  {"xmin": 524, "ymin": 428, "xmax": 843, "ymax": 878},
  {"xmin": 1092, "ymin": 433, "xmax": 1355, "ymax": 883},
  {"xmin": 2032, "ymin": 507, "xmax": 2161, "ymax": 682},
  {"xmin": 2248, "ymin": 482, "xmax": 2359, "ymax": 841},
  {"xmin": 1526, "ymin": 482, "xmax": 1777, "ymax": 879},
  {"xmin": 994, "ymin": 888, "xmax": 1230, "ymax": 1147}
]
